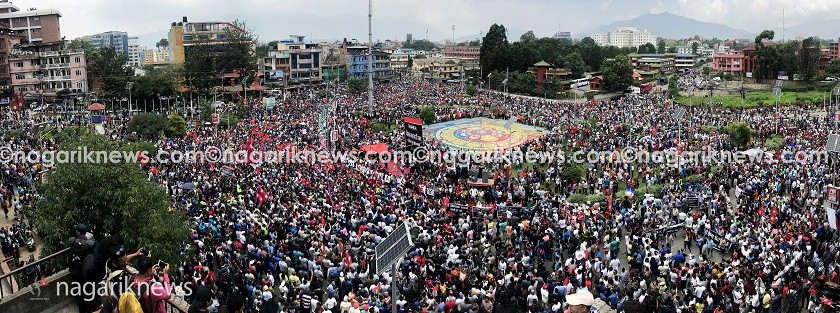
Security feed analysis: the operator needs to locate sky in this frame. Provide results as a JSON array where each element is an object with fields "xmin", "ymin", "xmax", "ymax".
[{"xmin": 7, "ymin": 0, "xmax": 840, "ymax": 46}]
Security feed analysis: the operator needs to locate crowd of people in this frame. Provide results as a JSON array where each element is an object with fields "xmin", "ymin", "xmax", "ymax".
[{"xmin": 2, "ymin": 76, "xmax": 840, "ymax": 313}]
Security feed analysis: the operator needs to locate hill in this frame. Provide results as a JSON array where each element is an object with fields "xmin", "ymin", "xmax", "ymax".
[{"xmin": 579, "ymin": 12, "xmax": 754, "ymax": 40}]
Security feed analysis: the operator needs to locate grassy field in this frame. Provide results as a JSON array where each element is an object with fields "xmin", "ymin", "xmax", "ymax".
[{"xmin": 676, "ymin": 90, "xmax": 832, "ymax": 108}]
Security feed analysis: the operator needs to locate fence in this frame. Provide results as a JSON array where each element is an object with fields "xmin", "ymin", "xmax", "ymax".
[{"xmin": 0, "ymin": 248, "xmax": 69, "ymax": 299}]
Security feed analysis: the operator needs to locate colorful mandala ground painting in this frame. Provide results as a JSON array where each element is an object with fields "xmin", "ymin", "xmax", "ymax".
[{"xmin": 424, "ymin": 117, "xmax": 548, "ymax": 151}]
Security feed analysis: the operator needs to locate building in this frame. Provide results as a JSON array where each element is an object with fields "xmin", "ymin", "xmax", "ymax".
[
  {"xmin": 444, "ymin": 45, "xmax": 480, "ymax": 70},
  {"xmin": 341, "ymin": 44, "xmax": 392, "ymax": 81},
  {"xmin": 627, "ymin": 53, "xmax": 677, "ymax": 77},
  {"xmin": 411, "ymin": 58, "xmax": 462, "ymax": 79},
  {"xmin": 260, "ymin": 50, "xmax": 290, "ymax": 87},
  {"xmin": 590, "ymin": 27, "xmax": 656, "ymax": 48},
  {"xmin": 527, "ymin": 61, "xmax": 571, "ymax": 89},
  {"xmin": 278, "ymin": 35, "xmax": 322, "ymax": 85},
  {"xmin": 830, "ymin": 38, "xmax": 839, "ymax": 61},
  {"xmin": 0, "ymin": 1, "xmax": 61, "ymax": 44},
  {"xmin": 406, "ymin": 33, "xmax": 413, "ymax": 44},
  {"xmin": 0, "ymin": 24, "xmax": 24, "ymax": 89},
  {"xmin": 552, "ymin": 31, "xmax": 571, "ymax": 41},
  {"xmin": 9, "ymin": 41, "xmax": 87, "ymax": 93},
  {"xmin": 711, "ymin": 51, "xmax": 745, "ymax": 75},
  {"xmin": 127, "ymin": 36, "xmax": 141, "ymax": 67},
  {"xmin": 167, "ymin": 16, "xmax": 245, "ymax": 65},
  {"xmin": 80, "ymin": 31, "xmax": 129, "ymax": 54},
  {"xmin": 676, "ymin": 45, "xmax": 692, "ymax": 55},
  {"xmin": 142, "ymin": 49, "xmax": 170, "ymax": 65}
]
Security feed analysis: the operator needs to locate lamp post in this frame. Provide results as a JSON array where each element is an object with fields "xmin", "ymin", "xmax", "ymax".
[
  {"xmin": 834, "ymin": 87, "xmax": 840, "ymax": 131},
  {"xmin": 126, "ymin": 81, "xmax": 134, "ymax": 117}
]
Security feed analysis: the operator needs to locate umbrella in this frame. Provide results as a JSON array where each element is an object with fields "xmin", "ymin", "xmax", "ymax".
[
  {"xmin": 182, "ymin": 182, "xmax": 196, "ymax": 190},
  {"xmin": 87, "ymin": 102, "xmax": 105, "ymax": 111}
]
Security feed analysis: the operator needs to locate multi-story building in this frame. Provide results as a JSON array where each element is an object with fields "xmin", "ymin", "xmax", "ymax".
[
  {"xmin": 411, "ymin": 58, "xmax": 462, "ymax": 79},
  {"xmin": 0, "ymin": 1, "xmax": 61, "ymax": 44},
  {"xmin": 167, "ymin": 16, "xmax": 245, "ymax": 65},
  {"xmin": 260, "ymin": 50, "xmax": 290, "ymax": 87},
  {"xmin": 830, "ymin": 38, "xmax": 839, "ymax": 61},
  {"xmin": 0, "ymin": 24, "xmax": 24, "ymax": 89},
  {"xmin": 591, "ymin": 27, "xmax": 656, "ymax": 48},
  {"xmin": 278, "ymin": 35, "xmax": 322, "ymax": 85},
  {"xmin": 127, "ymin": 36, "xmax": 141, "ymax": 67},
  {"xmin": 628, "ymin": 53, "xmax": 693, "ymax": 72},
  {"xmin": 711, "ymin": 51, "xmax": 745, "ymax": 75},
  {"xmin": 527, "ymin": 61, "xmax": 571, "ymax": 89},
  {"xmin": 341, "ymin": 45, "xmax": 392, "ymax": 81},
  {"xmin": 9, "ymin": 41, "xmax": 87, "ymax": 93},
  {"xmin": 80, "ymin": 31, "xmax": 129, "ymax": 54},
  {"xmin": 676, "ymin": 45, "xmax": 692, "ymax": 55},
  {"xmin": 142, "ymin": 49, "xmax": 170, "ymax": 66},
  {"xmin": 444, "ymin": 45, "xmax": 480, "ymax": 70},
  {"xmin": 628, "ymin": 53, "xmax": 677, "ymax": 77},
  {"xmin": 552, "ymin": 32, "xmax": 571, "ymax": 41}
]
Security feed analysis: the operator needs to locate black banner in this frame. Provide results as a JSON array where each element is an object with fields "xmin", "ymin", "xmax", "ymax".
[{"xmin": 403, "ymin": 116, "xmax": 424, "ymax": 151}]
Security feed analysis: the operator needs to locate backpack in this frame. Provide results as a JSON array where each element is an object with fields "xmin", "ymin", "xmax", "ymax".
[{"xmin": 69, "ymin": 237, "xmax": 93, "ymax": 279}]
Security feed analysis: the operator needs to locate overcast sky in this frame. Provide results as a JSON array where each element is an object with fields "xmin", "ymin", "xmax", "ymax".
[{"xmin": 10, "ymin": 0, "xmax": 840, "ymax": 44}]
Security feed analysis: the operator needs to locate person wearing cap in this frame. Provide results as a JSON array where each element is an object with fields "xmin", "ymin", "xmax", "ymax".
[
  {"xmin": 188, "ymin": 286, "xmax": 214, "ymax": 313},
  {"xmin": 565, "ymin": 289, "xmax": 594, "ymax": 313}
]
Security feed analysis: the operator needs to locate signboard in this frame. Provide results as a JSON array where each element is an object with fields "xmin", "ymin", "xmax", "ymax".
[
  {"xmin": 0, "ymin": 97, "xmax": 9, "ymax": 105},
  {"xmin": 827, "ymin": 207, "xmax": 838, "ymax": 230},
  {"xmin": 330, "ymin": 130, "xmax": 339, "ymax": 142},
  {"xmin": 685, "ymin": 197, "xmax": 700, "ymax": 209},
  {"xmin": 403, "ymin": 116, "xmax": 424, "ymax": 151},
  {"xmin": 266, "ymin": 70, "xmax": 285, "ymax": 82},
  {"xmin": 211, "ymin": 113, "xmax": 219, "ymax": 124},
  {"xmin": 375, "ymin": 223, "xmax": 414, "ymax": 274},
  {"xmin": 827, "ymin": 185, "xmax": 840, "ymax": 204}
]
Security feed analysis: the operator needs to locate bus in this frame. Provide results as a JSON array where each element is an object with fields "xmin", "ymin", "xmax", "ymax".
[{"xmin": 570, "ymin": 78, "xmax": 589, "ymax": 89}]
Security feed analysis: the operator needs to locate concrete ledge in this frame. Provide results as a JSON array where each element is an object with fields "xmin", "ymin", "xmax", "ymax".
[{"xmin": 0, "ymin": 269, "xmax": 73, "ymax": 313}]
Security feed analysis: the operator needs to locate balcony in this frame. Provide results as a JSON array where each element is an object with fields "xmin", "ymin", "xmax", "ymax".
[
  {"xmin": 42, "ymin": 62, "xmax": 69, "ymax": 69},
  {"xmin": 288, "ymin": 48, "xmax": 321, "ymax": 54}
]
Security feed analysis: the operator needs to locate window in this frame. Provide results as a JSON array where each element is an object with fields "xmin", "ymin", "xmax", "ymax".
[
  {"xmin": 13, "ymin": 62, "xmax": 22, "ymax": 67},
  {"xmin": 77, "ymin": 82, "xmax": 83, "ymax": 89},
  {"xmin": 33, "ymin": 17, "xmax": 39, "ymax": 21},
  {"xmin": 76, "ymin": 70, "xmax": 81, "ymax": 76},
  {"xmin": 15, "ymin": 74, "xmax": 24, "ymax": 80},
  {"xmin": 74, "ymin": 57, "xmax": 81, "ymax": 63}
]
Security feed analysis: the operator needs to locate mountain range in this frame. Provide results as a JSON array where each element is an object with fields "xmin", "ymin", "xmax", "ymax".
[{"xmin": 578, "ymin": 12, "xmax": 753, "ymax": 40}]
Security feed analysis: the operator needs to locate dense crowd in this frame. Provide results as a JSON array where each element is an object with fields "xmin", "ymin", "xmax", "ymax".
[{"xmin": 3, "ymin": 76, "xmax": 840, "ymax": 313}]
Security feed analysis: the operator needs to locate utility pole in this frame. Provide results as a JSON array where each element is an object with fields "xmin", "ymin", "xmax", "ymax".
[{"xmin": 367, "ymin": 0, "xmax": 374, "ymax": 116}]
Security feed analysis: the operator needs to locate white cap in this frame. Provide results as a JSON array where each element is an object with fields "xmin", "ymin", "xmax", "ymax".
[{"xmin": 566, "ymin": 289, "xmax": 594, "ymax": 306}]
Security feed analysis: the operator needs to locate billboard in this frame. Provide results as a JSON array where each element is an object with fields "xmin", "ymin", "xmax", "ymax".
[
  {"xmin": 403, "ymin": 116, "xmax": 423, "ymax": 151},
  {"xmin": 266, "ymin": 70, "xmax": 285, "ymax": 82}
]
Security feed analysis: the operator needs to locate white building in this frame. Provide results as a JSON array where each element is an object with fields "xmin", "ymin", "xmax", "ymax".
[
  {"xmin": 127, "ymin": 36, "xmax": 141, "ymax": 66},
  {"xmin": 676, "ymin": 45, "xmax": 692, "ymax": 55},
  {"xmin": 590, "ymin": 27, "xmax": 656, "ymax": 49},
  {"xmin": 142, "ymin": 49, "xmax": 170, "ymax": 65}
]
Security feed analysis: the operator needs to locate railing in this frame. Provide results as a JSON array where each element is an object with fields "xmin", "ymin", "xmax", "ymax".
[
  {"xmin": 0, "ymin": 248, "xmax": 70, "ymax": 300},
  {"xmin": 163, "ymin": 299, "xmax": 188, "ymax": 313}
]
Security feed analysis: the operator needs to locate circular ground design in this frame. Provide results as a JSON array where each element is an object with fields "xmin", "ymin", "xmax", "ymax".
[{"xmin": 424, "ymin": 118, "xmax": 547, "ymax": 151}]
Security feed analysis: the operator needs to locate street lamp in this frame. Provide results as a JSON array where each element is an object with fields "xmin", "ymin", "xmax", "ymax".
[{"xmin": 126, "ymin": 81, "xmax": 134, "ymax": 117}]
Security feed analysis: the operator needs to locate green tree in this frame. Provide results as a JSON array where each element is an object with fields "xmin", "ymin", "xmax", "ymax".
[
  {"xmin": 129, "ymin": 70, "xmax": 179, "ymax": 106},
  {"xmin": 407, "ymin": 56, "xmax": 414, "ymax": 69},
  {"xmin": 602, "ymin": 55, "xmax": 633, "ymax": 91},
  {"xmin": 403, "ymin": 39, "xmax": 438, "ymax": 51},
  {"xmin": 667, "ymin": 47, "xmax": 677, "ymax": 53},
  {"xmin": 577, "ymin": 37, "xmax": 604, "ymax": 71},
  {"xmin": 799, "ymin": 37, "xmax": 820, "ymax": 81},
  {"xmin": 182, "ymin": 40, "xmax": 218, "ymax": 95},
  {"xmin": 219, "ymin": 20, "xmax": 258, "ymax": 83},
  {"xmin": 691, "ymin": 42, "xmax": 699, "ymax": 55},
  {"xmin": 347, "ymin": 77, "xmax": 368, "ymax": 94},
  {"xmin": 464, "ymin": 85, "xmax": 478, "ymax": 96},
  {"xmin": 155, "ymin": 38, "xmax": 169, "ymax": 50},
  {"xmin": 166, "ymin": 114, "xmax": 187, "ymax": 137},
  {"xmin": 480, "ymin": 24, "xmax": 511, "ymax": 76},
  {"xmin": 128, "ymin": 113, "xmax": 168, "ymax": 139},
  {"xmin": 87, "ymin": 46, "xmax": 134, "ymax": 100},
  {"xmin": 827, "ymin": 60, "xmax": 840, "ymax": 76},
  {"xmin": 519, "ymin": 30, "xmax": 536, "ymax": 42},
  {"xmin": 560, "ymin": 163, "xmax": 585, "ymax": 183},
  {"xmin": 418, "ymin": 106, "xmax": 436, "ymax": 124},
  {"xmin": 559, "ymin": 52, "xmax": 588, "ymax": 78},
  {"xmin": 255, "ymin": 40, "xmax": 279, "ymax": 58},
  {"xmin": 657, "ymin": 40, "xmax": 666, "ymax": 54},
  {"xmin": 30, "ymin": 134, "xmax": 190, "ymax": 263},
  {"xmin": 722, "ymin": 122, "xmax": 753, "ymax": 149},
  {"xmin": 638, "ymin": 43, "xmax": 656, "ymax": 54},
  {"xmin": 754, "ymin": 30, "xmax": 775, "ymax": 80}
]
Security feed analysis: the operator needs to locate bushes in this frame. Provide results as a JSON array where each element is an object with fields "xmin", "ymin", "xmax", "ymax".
[
  {"xmin": 721, "ymin": 122, "xmax": 753, "ymax": 149},
  {"xmin": 2, "ymin": 128, "xmax": 25, "ymax": 140},
  {"xmin": 764, "ymin": 135, "xmax": 785, "ymax": 150},
  {"xmin": 567, "ymin": 193, "xmax": 606, "ymax": 204},
  {"xmin": 418, "ymin": 106, "xmax": 436, "ymax": 125},
  {"xmin": 464, "ymin": 85, "xmax": 478, "ymax": 96},
  {"xmin": 128, "ymin": 113, "xmax": 168, "ymax": 140},
  {"xmin": 371, "ymin": 123, "xmax": 390, "ymax": 132}
]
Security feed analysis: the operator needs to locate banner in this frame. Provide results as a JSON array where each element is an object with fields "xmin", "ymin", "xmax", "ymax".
[
  {"xmin": 828, "ymin": 207, "xmax": 838, "ymax": 230},
  {"xmin": 403, "ymin": 116, "xmax": 424, "ymax": 151},
  {"xmin": 827, "ymin": 185, "xmax": 839, "ymax": 204}
]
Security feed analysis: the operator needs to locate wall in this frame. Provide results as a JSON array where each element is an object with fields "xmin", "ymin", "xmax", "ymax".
[{"xmin": 0, "ymin": 270, "xmax": 74, "ymax": 313}]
